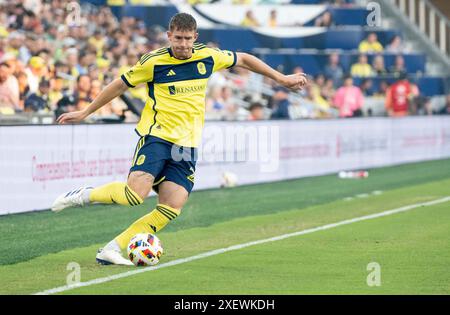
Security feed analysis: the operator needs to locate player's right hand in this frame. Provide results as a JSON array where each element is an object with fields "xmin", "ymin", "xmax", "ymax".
[{"xmin": 56, "ymin": 110, "xmax": 88, "ymax": 124}]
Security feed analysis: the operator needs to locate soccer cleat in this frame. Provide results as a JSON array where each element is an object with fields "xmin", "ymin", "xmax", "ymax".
[
  {"xmin": 51, "ymin": 187, "xmax": 92, "ymax": 212},
  {"xmin": 96, "ymin": 248, "xmax": 134, "ymax": 266}
]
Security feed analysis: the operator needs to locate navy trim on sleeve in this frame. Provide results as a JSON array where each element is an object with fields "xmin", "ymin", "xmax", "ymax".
[
  {"xmin": 227, "ymin": 51, "xmax": 237, "ymax": 69},
  {"xmin": 121, "ymin": 74, "xmax": 135, "ymax": 88}
]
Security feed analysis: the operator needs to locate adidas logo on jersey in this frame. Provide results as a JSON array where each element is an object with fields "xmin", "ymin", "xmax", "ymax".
[{"xmin": 166, "ymin": 69, "xmax": 176, "ymax": 76}]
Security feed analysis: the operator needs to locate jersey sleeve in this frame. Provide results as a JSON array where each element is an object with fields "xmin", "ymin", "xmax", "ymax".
[
  {"xmin": 120, "ymin": 55, "xmax": 155, "ymax": 87},
  {"xmin": 209, "ymin": 47, "xmax": 237, "ymax": 72}
]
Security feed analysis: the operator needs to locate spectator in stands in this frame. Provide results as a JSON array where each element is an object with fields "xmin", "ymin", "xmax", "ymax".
[
  {"xmin": 88, "ymin": 30, "xmax": 106, "ymax": 57},
  {"xmin": 89, "ymin": 79, "xmax": 102, "ymax": 101},
  {"xmin": 221, "ymin": 85, "xmax": 238, "ymax": 121},
  {"xmin": 55, "ymin": 94, "xmax": 77, "ymax": 119},
  {"xmin": 5, "ymin": 31, "xmax": 27, "ymax": 62},
  {"xmin": 0, "ymin": 57, "xmax": 20, "ymax": 113},
  {"xmin": 358, "ymin": 32, "xmax": 384, "ymax": 53},
  {"xmin": 292, "ymin": 66, "xmax": 305, "ymax": 76},
  {"xmin": 231, "ymin": 66, "xmax": 251, "ymax": 90},
  {"xmin": 332, "ymin": 75, "xmax": 364, "ymax": 118},
  {"xmin": 314, "ymin": 11, "xmax": 334, "ymax": 27},
  {"xmin": 374, "ymin": 80, "xmax": 389, "ymax": 98},
  {"xmin": 321, "ymin": 77, "xmax": 336, "ymax": 103},
  {"xmin": 25, "ymin": 56, "xmax": 47, "ymax": 93},
  {"xmin": 77, "ymin": 74, "xmax": 93, "ymax": 109},
  {"xmin": 78, "ymin": 51, "xmax": 96, "ymax": 76},
  {"xmin": 270, "ymin": 86, "xmax": 291, "ymax": 120},
  {"xmin": 17, "ymin": 71, "xmax": 29, "ymax": 109},
  {"xmin": 386, "ymin": 35, "xmax": 408, "ymax": 54},
  {"xmin": 65, "ymin": 48, "xmax": 83, "ymax": 78},
  {"xmin": 412, "ymin": 95, "xmax": 433, "ymax": 116},
  {"xmin": 24, "ymin": 79, "xmax": 51, "ymax": 113},
  {"xmin": 359, "ymin": 78, "xmax": 374, "ymax": 96},
  {"xmin": 248, "ymin": 102, "xmax": 265, "ymax": 120},
  {"xmin": 372, "ymin": 54, "xmax": 388, "ymax": 76},
  {"xmin": 241, "ymin": 10, "xmax": 260, "ymax": 27},
  {"xmin": 48, "ymin": 77, "xmax": 64, "ymax": 109},
  {"xmin": 438, "ymin": 94, "xmax": 450, "ymax": 115},
  {"xmin": 53, "ymin": 61, "xmax": 73, "ymax": 91},
  {"xmin": 389, "ymin": 55, "xmax": 407, "ymax": 78},
  {"xmin": 206, "ymin": 86, "xmax": 225, "ymax": 116},
  {"xmin": 307, "ymin": 75, "xmax": 333, "ymax": 118},
  {"xmin": 323, "ymin": 52, "xmax": 344, "ymax": 87},
  {"xmin": 268, "ymin": 9, "xmax": 277, "ymax": 27},
  {"xmin": 310, "ymin": 74, "xmax": 330, "ymax": 109},
  {"xmin": 351, "ymin": 54, "xmax": 373, "ymax": 77},
  {"xmin": 87, "ymin": 64, "xmax": 101, "ymax": 83},
  {"xmin": 385, "ymin": 72, "xmax": 416, "ymax": 117}
]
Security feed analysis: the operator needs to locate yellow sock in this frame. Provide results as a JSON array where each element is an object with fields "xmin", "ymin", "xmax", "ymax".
[
  {"xmin": 89, "ymin": 182, "xmax": 143, "ymax": 206},
  {"xmin": 115, "ymin": 204, "xmax": 180, "ymax": 250}
]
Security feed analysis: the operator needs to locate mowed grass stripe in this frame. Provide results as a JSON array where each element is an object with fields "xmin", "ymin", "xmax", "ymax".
[
  {"xmin": 65, "ymin": 202, "xmax": 450, "ymax": 295},
  {"xmin": 0, "ymin": 177, "xmax": 449, "ymax": 294},
  {"xmin": 1, "ymin": 158, "xmax": 450, "ymax": 265},
  {"xmin": 35, "ymin": 196, "xmax": 450, "ymax": 295},
  {"xmin": 66, "ymin": 204, "xmax": 450, "ymax": 295}
]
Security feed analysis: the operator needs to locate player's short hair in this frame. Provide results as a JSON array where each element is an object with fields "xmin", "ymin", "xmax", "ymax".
[{"xmin": 169, "ymin": 13, "xmax": 197, "ymax": 32}]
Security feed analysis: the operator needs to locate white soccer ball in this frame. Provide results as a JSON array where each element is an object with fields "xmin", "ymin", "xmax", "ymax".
[
  {"xmin": 221, "ymin": 171, "xmax": 238, "ymax": 188},
  {"xmin": 127, "ymin": 233, "xmax": 164, "ymax": 266}
]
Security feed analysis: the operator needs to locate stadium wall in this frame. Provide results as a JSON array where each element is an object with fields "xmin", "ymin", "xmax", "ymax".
[{"xmin": 1, "ymin": 117, "xmax": 450, "ymax": 215}]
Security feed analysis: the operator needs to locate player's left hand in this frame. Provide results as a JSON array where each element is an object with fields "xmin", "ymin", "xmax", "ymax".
[{"xmin": 280, "ymin": 73, "xmax": 308, "ymax": 91}]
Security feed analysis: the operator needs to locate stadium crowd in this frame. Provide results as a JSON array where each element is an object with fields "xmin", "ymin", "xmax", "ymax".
[{"xmin": 0, "ymin": 0, "xmax": 449, "ymax": 124}]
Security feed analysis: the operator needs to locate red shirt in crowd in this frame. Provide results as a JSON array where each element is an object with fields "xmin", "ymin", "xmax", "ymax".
[{"xmin": 385, "ymin": 80, "xmax": 412, "ymax": 116}]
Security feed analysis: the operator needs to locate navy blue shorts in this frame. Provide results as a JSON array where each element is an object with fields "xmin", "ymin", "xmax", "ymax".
[{"xmin": 129, "ymin": 135, "xmax": 197, "ymax": 194}]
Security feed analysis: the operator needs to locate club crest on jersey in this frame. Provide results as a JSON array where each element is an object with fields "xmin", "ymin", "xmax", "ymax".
[
  {"xmin": 136, "ymin": 155, "xmax": 146, "ymax": 166},
  {"xmin": 197, "ymin": 62, "xmax": 206, "ymax": 75}
]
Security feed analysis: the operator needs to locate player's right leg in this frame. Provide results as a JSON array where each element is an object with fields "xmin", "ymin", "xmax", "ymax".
[
  {"xmin": 51, "ymin": 181, "xmax": 145, "ymax": 212},
  {"xmin": 51, "ymin": 136, "xmax": 150, "ymax": 212}
]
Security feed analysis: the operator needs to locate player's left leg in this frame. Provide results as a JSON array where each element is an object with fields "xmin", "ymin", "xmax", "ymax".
[
  {"xmin": 101, "ymin": 150, "xmax": 195, "ymax": 264},
  {"xmin": 113, "ymin": 181, "xmax": 189, "ymax": 250},
  {"xmin": 97, "ymin": 141, "xmax": 196, "ymax": 266},
  {"xmin": 97, "ymin": 181, "xmax": 189, "ymax": 266}
]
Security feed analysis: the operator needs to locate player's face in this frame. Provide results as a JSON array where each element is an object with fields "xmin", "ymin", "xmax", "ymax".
[{"xmin": 167, "ymin": 29, "xmax": 198, "ymax": 59}]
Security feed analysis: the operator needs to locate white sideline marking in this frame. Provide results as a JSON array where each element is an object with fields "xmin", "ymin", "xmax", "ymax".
[{"xmin": 34, "ymin": 196, "xmax": 450, "ymax": 295}]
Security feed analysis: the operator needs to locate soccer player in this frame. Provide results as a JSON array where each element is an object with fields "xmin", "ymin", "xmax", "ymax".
[{"xmin": 52, "ymin": 13, "xmax": 307, "ymax": 265}]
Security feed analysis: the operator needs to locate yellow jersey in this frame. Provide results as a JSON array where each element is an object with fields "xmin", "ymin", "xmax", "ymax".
[
  {"xmin": 358, "ymin": 40, "xmax": 384, "ymax": 53},
  {"xmin": 351, "ymin": 63, "xmax": 374, "ymax": 77},
  {"xmin": 121, "ymin": 43, "xmax": 236, "ymax": 147}
]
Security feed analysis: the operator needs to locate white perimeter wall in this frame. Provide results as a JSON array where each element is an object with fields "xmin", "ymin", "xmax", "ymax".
[{"xmin": 1, "ymin": 117, "xmax": 450, "ymax": 214}]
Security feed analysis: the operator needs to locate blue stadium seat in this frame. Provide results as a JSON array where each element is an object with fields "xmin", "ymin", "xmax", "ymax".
[
  {"xmin": 199, "ymin": 28, "xmax": 399, "ymax": 51},
  {"xmin": 258, "ymin": 52, "xmax": 426, "ymax": 75},
  {"xmin": 303, "ymin": 8, "xmax": 369, "ymax": 26}
]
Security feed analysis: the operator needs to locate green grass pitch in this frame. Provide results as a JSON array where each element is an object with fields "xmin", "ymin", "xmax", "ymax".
[{"xmin": 0, "ymin": 158, "xmax": 449, "ymax": 294}]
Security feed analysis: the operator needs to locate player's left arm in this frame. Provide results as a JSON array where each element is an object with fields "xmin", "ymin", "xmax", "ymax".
[{"xmin": 235, "ymin": 52, "xmax": 307, "ymax": 91}]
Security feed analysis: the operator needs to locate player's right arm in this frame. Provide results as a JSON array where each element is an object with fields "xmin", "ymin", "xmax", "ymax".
[{"xmin": 57, "ymin": 78, "xmax": 129, "ymax": 124}]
